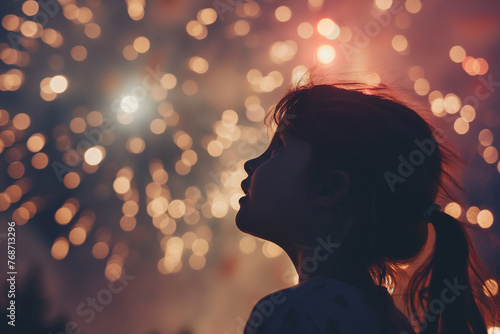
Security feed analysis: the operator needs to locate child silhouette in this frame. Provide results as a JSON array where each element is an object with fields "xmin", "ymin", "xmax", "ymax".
[{"xmin": 236, "ymin": 82, "xmax": 499, "ymax": 334}]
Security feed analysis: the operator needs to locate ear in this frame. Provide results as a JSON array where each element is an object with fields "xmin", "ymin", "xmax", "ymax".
[{"xmin": 313, "ymin": 170, "xmax": 351, "ymax": 208}]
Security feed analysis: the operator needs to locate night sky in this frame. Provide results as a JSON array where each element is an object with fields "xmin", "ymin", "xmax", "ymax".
[{"xmin": 0, "ymin": 0, "xmax": 499, "ymax": 333}]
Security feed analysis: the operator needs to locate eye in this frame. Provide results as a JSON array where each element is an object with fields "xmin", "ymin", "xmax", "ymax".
[{"xmin": 270, "ymin": 137, "xmax": 284, "ymax": 154}]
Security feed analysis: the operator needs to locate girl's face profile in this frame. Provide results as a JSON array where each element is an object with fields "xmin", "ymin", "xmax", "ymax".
[{"xmin": 236, "ymin": 129, "xmax": 320, "ymax": 247}]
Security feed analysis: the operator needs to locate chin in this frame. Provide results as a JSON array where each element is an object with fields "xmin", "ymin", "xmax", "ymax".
[
  {"xmin": 236, "ymin": 219, "xmax": 276, "ymax": 246},
  {"xmin": 235, "ymin": 213, "xmax": 260, "ymax": 237},
  {"xmin": 234, "ymin": 211, "xmax": 250, "ymax": 233}
]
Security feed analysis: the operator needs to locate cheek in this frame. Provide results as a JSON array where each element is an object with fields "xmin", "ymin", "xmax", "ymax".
[
  {"xmin": 250, "ymin": 161, "xmax": 306, "ymax": 218},
  {"xmin": 252, "ymin": 159, "xmax": 288, "ymax": 194}
]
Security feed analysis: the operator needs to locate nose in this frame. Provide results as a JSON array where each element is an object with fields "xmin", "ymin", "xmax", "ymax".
[
  {"xmin": 243, "ymin": 158, "xmax": 256, "ymax": 176},
  {"xmin": 242, "ymin": 146, "xmax": 271, "ymax": 193},
  {"xmin": 241, "ymin": 159, "xmax": 255, "ymax": 194},
  {"xmin": 244, "ymin": 145, "xmax": 270, "ymax": 176}
]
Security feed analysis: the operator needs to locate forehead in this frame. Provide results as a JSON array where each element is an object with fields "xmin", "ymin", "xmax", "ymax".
[{"xmin": 271, "ymin": 130, "xmax": 310, "ymax": 154}]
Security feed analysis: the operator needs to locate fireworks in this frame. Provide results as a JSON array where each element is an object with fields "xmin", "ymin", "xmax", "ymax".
[{"xmin": 0, "ymin": 0, "xmax": 498, "ymax": 332}]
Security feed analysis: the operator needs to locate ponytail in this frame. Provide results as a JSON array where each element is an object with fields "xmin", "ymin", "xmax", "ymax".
[{"xmin": 406, "ymin": 210, "xmax": 499, "ymax": 333}]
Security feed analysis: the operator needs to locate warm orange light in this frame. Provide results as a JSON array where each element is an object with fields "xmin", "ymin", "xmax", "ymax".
[
  {"xmin": 20, "ymin": 21, "xmax": 39, "ymax": 38},
  {"xmin": 0, "ymin": 193, "xmax": 10, "ymax": 212},
  {"xmin": 174, "ymin": 132, "xmax": 193, "ymax": 150},
  {"xmin": 477, "ymin": 209, "xmax": 494, "ymax": 229},
  {"xmin": 275, "ymin": 6, "xmax": 292, "ymax": 22},
  {"xmin": 8, "ymin": 161, "xmax": 24, "ymax": 179},
  {"xmin": 84, "ymin": 22, "xmax": 101, "ymax": 39},
  {"xmin": 69, "ymin": 226, "xmax": 87, "ymax": 246},
  {"xmin": 120, "ymin": 216, "xmax": 136, "ymax": 231},
  {"xmin": 160, "ymin": 74, "xmax": 177, "ymax": 89},
  {"xmin": 69, "ymin": 117, "xmax": 86, "ymax": 133},
  {"xmin": 449, "ymin": 45, "xmax": 466, "ymax": 63},
  {"xmin": 317, "ymin": 18, "xmax": 339, "ymax": 39},
  {"xmin": 181, "ymin": 150, "xmax": 198, "ymax": 166},
  {"xmin": 152, "ymin": 169, "xmax": 168, "ymax": 184},
  {"xmin": 133, "ymin": 36, "xmax": 150, "ymax": 53},
  {"xmin": 478, "ymin": 129, "xmax": 494, "ymax": 146},
  {"xmin": 186, "ymin": 20, "xmax": 207, "ymax": 39},
  {"xmin": 233, "ymin": 20, "xmax": 250, "ymax": 36},
  {"xmin": 127, "ymin": 137, "xmax": 145, "ymax": 154},
  {"xmin": 55, "ymin": 206, "xmax": 73, "ymax": 225},
  {"xmin": 453, "ymin": 118, "xmax": 469, "ymax": 135},
  {"xmin": 127, "ymin": 2, "xmax": 144, "ymax": 20},
  {"xmin": 92, "ymin": 242, "xmax": 109, "ymax": 259},
  {"xmin": 50, "ymin": 75, "xmax": 68, "ymax": 93},
  {"xmin": 211, "ymin": 200, "xmax": 228, "ymax": 218},
  {"xmin": 375, "ymin": 0, "xmax": 393, "ymax": 10},
  {"xmin": 51, "ymin": 237, "xmax": 70, "ymax": 260},
  {"xmin": 392, "ymin": 35, "xmax": 408, "ymax": 52},
  {"xmin": 149, "ymin": 118, "xmax": 167, "ymax": 135},
  {"xmin": 27, "ymin": 133, "xmax": 45, "ymax": 152},
  {"xmin": 168, "ymin": 200, "xmax": 186, "ymax": 218},
  {"xmin": 12, "ymin": 113, "xmax": 30, "ymax": 130},
  {"xmin": 87, "ymin": 111, "xmax": 103, "ymax": 127},
  {"xmin": 32, "ymin": 153, "xmax": 48, "ymax": 169},
  {"xmin": 113, "ymin": 177, "xmax": 131, "ymax": 194},
  {"xmin": 123, "ymin": 45, "xmax": 138, "ymax": 61},
  {"xmin": 192, "ymin": 239, "xmax": 209, "ymax": 255},
  {"xmin": 197, "ymin": 8, "xmax": 217, "ymax": 25},
  {"xmin": 182, "ymin": 80, "xmax": 198, "ymax": 95},
  {"xmin": 461, "ymin": 56, "xmax": 487, "ymax": 76},
  {"xmin": 444, "ymin": 202, "xmax": 461, "ymax": 218},
  {"xmin": 122, "ymin": 200, "xmax": 139, "ymax": 217},
  {"xmin": 5, "ymin": 185, "xmax": 22, "ymax": 203},
  {"xmin": 484, "ymin": 279, "xmax": 499, "ymax": 297},
  {"xmin": 262, "ymin": 241, "xmax": 283, "ymax": 258},
  {"xmin": 63, "ymin": 172, "xmax": 80, "ymax": 189},
  {"xmin": 297, "ymin": 22, "xmax": 314, "ymax": 39},
  {"xmin": 71, "ymin": 46, "xmax": 87, "ymax": 61},
  {"xmin": 22, "ymin": 1, "xmax": 39, "ymax": 16},
  {"xmin": 239, "ymin": 236, "xmax": 257, "ymax": 254},
  {"xmin": 483, "ymin": 147, "xmax": 498, "ymax": 164},
  {"xmin": 76, "ymin": 7, "xmax": 93, "ymax": 24},
  {"xmin": 317, "ymin": 45, "xmax": 335, "ymax": 64},
  {"xmin": 405, "ymin": 0, "xmax": 422, "ymax": 13},
  {"xmin": 460, "ymin": 105, "xmax": 476, "ymax": 122},
  {"xmin": 84, "ymin": 146, "xmax": 104, "ymax": 165},
  {"xmin": 414, "ymin": 78, "xmax": 430, "ymax": 96},
  {"xmin": 2, "ymin": 15, "xmax": 21, "ymax": 31},
  {"xmin": 189, "ymin": 254, "xmax": 206, "ymax": 270},
  {"xmin": 189, "ymin": 57, "xmax": 209, "ymax": 74},
  {"xmin": 207, "ymin": 140, "xmax": 223, "ymax": 157}
]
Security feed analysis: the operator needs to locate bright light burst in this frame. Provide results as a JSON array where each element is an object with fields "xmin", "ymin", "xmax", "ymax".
[
  {"xmin": 121, "ymin": 95, "xmax": 139, "ymax": 113},
  {"xmin": 0, "ymin": 1, "xmax": 498, "ymax": 332},
  {"xmin": 317, "ymin": 44, "xmax": 336, "ymax": 63}
]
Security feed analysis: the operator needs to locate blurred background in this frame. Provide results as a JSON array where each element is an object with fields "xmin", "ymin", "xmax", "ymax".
[{"xmin": 0, "ymin": 0, "xmax": 499, "ymax": 333}]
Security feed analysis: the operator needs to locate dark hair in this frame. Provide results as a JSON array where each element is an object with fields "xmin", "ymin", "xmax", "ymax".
[{"xmin": 264, "ymin": 80, "xmax": 500, "ymax": 333}]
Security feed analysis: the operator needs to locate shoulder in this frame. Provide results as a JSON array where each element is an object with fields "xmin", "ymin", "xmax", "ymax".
[{"xmin": 244, "ymin": 277, "xmax": 396, "ymax": 334}]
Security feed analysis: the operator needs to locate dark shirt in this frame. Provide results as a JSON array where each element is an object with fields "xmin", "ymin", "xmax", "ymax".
[{"xmin": 243, "ymin": 277, "xmax": 416, "ymax": 334}]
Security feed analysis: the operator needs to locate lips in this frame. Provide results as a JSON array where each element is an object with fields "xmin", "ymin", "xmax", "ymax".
[
  {"xmin": 239, "ymin": 180, "xmax": 250, "ymax": 205},
  {"xmin": 240, "ymin": 180, "xmax": 250, "ymax": 196}
]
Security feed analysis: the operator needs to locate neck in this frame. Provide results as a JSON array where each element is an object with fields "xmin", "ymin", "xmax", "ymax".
[{"xmin": 291, "ymin": 246, "xmax": 375, "ymax": 290}]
